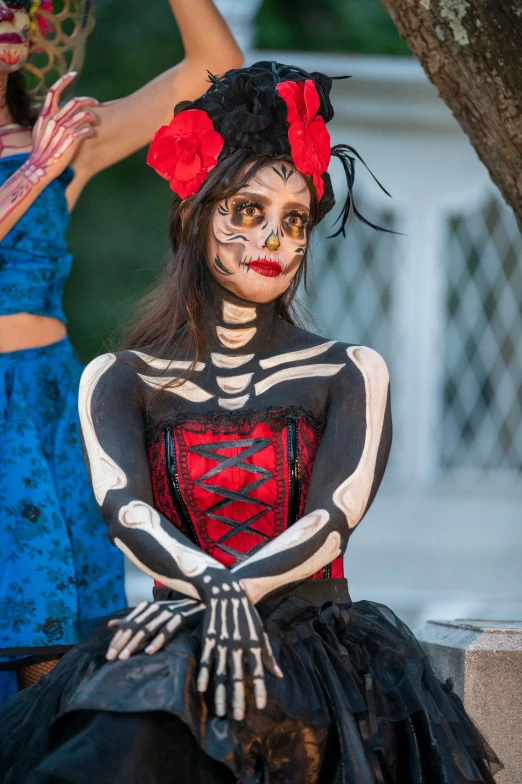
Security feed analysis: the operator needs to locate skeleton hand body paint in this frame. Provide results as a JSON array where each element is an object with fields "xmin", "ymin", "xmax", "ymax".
[
  {"xmin": 0, "ymin": 72, "xmax": 98, "ymax": 231},
  {"xmin": 79, "ymin": 159, "xmax": 392, "ymax": 722}
]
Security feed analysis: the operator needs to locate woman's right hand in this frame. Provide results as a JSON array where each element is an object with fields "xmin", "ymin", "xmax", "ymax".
[
  {"xmin": 106, "ymin": 598, "xmax": 205, "ymax": 661},
  {"xmin": 25, "ymin": 71, "xmax": 99, "ymax": 186},
  {"xmin": 105, "ymin": 580, "xmax": 283, "ymax": 722}
]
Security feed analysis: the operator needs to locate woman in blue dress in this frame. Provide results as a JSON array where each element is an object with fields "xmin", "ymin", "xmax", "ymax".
[{"xmin": 0, "ymin": 0, "xmax": 242, "ymax": 701}]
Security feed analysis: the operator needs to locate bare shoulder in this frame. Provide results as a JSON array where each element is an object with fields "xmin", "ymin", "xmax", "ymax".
[
  {"xmin": 343, "ymin": 344, "xmax": 389, "ymax": 382},
  {"xmin": 79, "ymin": 350, "xmax": 145, "ymax": 399},
  {"xmin": 271, "ymin": 325, "xmax": 389, "ymax": 394},
  {"xmin": 326, "ymin": 343, "xmax": 390, "ymax": 400},
  {"xmin": 272, "ymin": 321, "xmax": 343, "ymax": 361}
]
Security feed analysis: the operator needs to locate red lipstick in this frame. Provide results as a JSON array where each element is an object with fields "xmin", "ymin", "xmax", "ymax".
[
  {"xmin": 247, "ymin": 259, "xmax": 283, "ymax": 278},
  {"xmin": 0, "ymin": 33, "xmax": 24, "ymax": 44}
]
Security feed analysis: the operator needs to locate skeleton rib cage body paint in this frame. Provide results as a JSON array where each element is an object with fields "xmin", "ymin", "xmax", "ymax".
[
  {"xmin": 79, "ymin": 274, "xmax": 392, "ymax": 716},
  {"xmin": 80, "ymin": 285, "xmax": 391, "ymax": 601}
]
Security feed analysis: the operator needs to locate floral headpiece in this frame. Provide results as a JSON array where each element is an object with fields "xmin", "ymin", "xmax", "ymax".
[
  {"xmin": 147, "ymin": 61, "xmax": 391, "ymax": 236},
  {"xmin": 29, "ymin": 0, "xmax": 54, "ymax": 39}
]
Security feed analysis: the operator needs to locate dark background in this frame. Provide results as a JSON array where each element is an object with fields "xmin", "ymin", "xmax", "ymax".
[{"xmin": 65, "ymin": 0, "xmax": 409, "ymax": 361}]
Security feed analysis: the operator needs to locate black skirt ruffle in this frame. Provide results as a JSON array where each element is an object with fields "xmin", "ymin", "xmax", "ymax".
[{"xmin": 0, "ymin": 583, "xmax": 501, "ymax": 784}]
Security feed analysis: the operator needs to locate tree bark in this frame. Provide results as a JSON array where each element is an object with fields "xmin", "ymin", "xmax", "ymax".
[{"xmin": 379, "ymin": 0, "xmax": 522, "ymax": 230}]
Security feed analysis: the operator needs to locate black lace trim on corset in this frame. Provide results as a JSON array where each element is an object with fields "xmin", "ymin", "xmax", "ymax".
[{"xmin": 146, "ymin": 406, "xmax": 325, "ymax": 442}]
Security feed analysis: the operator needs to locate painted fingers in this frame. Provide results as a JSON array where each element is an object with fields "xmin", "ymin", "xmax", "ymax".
[
  {"xmin": 37, "ymin": 98, "xmax": 99, "ymax": 149},
  {"xmin": 196, "ymin": 588, "xmax": 283, "ymax": 721},
  {"xmin": 28, "ymin": 72, "xmax": 100, "ymax": 181},
  {"xmin": 39, "ymin": 71, "xmax": 79, "ymax": 119},
  {"xmin": 196, "ymin": 639, "xmax": 254, "ymax": 721},
  {"xmin": 105, "ymin": 599, "xmax": 204, "ymax": 661}
]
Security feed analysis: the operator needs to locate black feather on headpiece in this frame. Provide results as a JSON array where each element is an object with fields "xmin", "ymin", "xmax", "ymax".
[{"xmin": 329, "ymin": 145, "xmax": 398, "ymax": 237}]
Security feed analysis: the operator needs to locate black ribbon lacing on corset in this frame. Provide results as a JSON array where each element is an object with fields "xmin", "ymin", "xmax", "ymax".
[
  {"xmin": 329, "ymin": 144, "xmax": 402, "ymax": 239},
  {"xmin": 356, "ymin": 674, "xmax": 386, "ymax": 783}
]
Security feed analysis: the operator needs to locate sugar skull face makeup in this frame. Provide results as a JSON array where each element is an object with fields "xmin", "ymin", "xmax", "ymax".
[
  {"xmin": 0, "ymin": 0, "xmax": 31, "ymax": 72},
  {"xmin": 206, "ymin": 160, "xmax": 311, "ymax": 304}
]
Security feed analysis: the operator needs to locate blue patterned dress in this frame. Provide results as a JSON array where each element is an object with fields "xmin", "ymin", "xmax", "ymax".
[{"xmin": 0, "ymin": 154, "xmax": 126, "ymax": 702}]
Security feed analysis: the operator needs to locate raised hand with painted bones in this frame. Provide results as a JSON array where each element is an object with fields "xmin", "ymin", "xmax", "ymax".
[
  {"xmin": 28, "ymin": 72, "xmax": 99, "ymax": 184},
  {"xmin": 0, "ymin": 72, "xmax": 98, "ymax": 240}
]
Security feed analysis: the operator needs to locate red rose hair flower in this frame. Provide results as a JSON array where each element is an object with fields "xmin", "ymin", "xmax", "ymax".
[
  {"xmin": 147, "ymin": 109, "xmax": 225, "ymax": 199},
  {"xmin": 29, "ymin": 0, "xmax": 53, "ymax": 39},
  {"xmin": 276, "ymin": 79, "xmax": 331, "ymax": 200},
  {"xmin": 37, "ymin": 1, "xmax": 54, "ymax": 36}
]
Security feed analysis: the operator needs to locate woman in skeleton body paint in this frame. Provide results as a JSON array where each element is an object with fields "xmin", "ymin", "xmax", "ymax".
[
  {"xmin": 0, "ymin": 62, "xmax": 501, "ymax": 783},
  {"xmin": 0, "ymin": 0, "xmax": 242, "ymax": 701}
]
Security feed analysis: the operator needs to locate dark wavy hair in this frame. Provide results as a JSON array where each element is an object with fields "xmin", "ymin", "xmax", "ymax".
[
  {"xmin": 124, "ymin": 150, "xmax": 320, "ymax": 360},
  {"xmin": 7, "ymin": 71, "xmax": 38, "ymax": 127}
]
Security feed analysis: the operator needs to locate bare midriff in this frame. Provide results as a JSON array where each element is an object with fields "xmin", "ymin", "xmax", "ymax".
[{"xmin": 0, "ymin": 313, "xmax": 67, "ymax": 353}]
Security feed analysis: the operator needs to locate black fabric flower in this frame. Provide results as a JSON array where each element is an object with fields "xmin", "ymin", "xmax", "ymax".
[
  {"xmin": 176, "ymin": 61, "xmax": 335, "ymax": 164},
  {"xmin": 189, "ymin": 68, "xmax": 289, "ymax": 157}
]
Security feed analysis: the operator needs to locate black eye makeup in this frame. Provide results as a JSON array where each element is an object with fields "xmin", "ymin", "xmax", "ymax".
[
  {"xmin": 283, "ymin": 209, "xmax": 310, "ymax": 240},
  {"xmin": 230, "ymin": 199, "xmax": 265, "ymax": 228}
]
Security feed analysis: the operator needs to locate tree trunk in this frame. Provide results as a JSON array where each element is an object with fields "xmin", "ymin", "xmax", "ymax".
[{"xmin": 379, "ymin": 0, "xmax": 522, "ymax": 230}]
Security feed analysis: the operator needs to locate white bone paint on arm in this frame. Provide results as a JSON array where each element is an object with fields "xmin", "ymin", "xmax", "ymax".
[
  {"xmin": 231, "ymin": 346, "xmax": 391, "ymax": 604},
  {"xmin": 79, "ymin": 354, "xmax": 128, "ymax": 505},
  {"xmin": 115, "ymin": 500, "xmax": 225, "ymax": 597},
  {"xmin": 333, "ymin": 346, "xmax": 390, "ymax": 528},
  {"xmin": 232, "ymin": 510, "xmax": 341, "ymax": 604},
  {"xmin": 79, "ymin": 352, "xmax": 227, "ymax": 601}
]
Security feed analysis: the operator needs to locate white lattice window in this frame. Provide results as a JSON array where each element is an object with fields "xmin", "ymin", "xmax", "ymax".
[
  {"xmin": 300, "ymin": 205, "xmax": 401, "ymax": 473},
  {"xmin": 441, "ymin": 197, "xmax": 522, "ymax": 475},
  {"xmin": 303, "ymin": 208, "xmax": 397, "ymax": 359}
]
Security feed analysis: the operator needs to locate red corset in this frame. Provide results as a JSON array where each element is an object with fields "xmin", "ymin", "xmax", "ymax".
[{"xmin": 147, "ymin": 410, "xmax": 344, "ymax": 581}]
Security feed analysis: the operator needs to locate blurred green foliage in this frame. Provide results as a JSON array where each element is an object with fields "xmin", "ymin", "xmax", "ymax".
[
  {"xmin": 64, "ymin": 0, "xmax": 185, "ymax": 361},
  {"xmin": 256, "ymin": 0, "xmax": 410, "ymax": 55},
  {"xmin": 65, "ymin": 0, "xmax": 408, "ymax": 362}
]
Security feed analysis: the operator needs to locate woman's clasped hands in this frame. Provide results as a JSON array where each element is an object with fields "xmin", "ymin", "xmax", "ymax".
[{"xmin": 106, "ymin": 573, "xmax": 283, "ymax": 721}]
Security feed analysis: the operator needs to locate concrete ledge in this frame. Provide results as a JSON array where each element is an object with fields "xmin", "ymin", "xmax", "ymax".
[{"xmin": 416, "ymin": 620, "xmax": 522, "ymax": 783}]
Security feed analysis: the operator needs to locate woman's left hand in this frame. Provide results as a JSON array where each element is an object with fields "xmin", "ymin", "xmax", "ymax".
[
  {"xmin": 195, "ymin": 577, "xmax": 283, "ymax": 721},
  {"xmin": 105, "ymin": 598, "xmax": 205, "ymax": 661}
]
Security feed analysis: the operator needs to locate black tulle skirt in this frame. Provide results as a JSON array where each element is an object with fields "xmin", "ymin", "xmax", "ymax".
[{"xmin": 0, "ymin": 580, "xmax": 500, "ymax": 784}]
